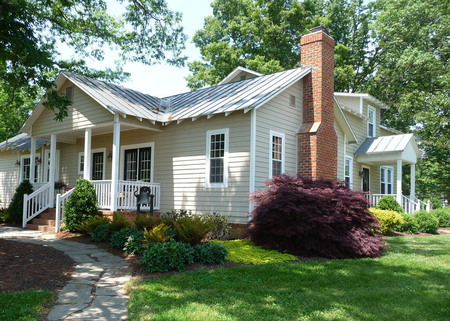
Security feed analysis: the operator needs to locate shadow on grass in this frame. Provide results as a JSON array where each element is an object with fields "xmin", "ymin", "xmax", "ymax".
[{"xmin": 128, "ymin": 237, "xmax": 450, "ymax": 321}]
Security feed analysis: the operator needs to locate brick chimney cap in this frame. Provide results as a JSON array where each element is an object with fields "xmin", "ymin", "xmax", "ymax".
[{"xmin": 311, "ymin": 26, "xmax": 329, "ymax": 34}]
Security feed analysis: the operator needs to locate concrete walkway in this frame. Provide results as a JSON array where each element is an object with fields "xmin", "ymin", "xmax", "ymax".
[{"xmin": 0, "ymin": 226, "xmax": 130, "ymax": 320}]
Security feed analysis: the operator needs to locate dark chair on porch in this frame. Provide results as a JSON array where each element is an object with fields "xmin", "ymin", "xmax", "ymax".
[{"xmin": 134, "ymin": 186, "xmax": 154, "ymax": 215}]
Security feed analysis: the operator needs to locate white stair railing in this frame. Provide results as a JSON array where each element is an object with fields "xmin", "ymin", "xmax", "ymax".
[
  {"xmin": 55, "ymin": 188, "xmax": 75, "ymax": 232},
  {"xmin": 22, "ymin": 182, "xmax": 52, "ymax": 228}
]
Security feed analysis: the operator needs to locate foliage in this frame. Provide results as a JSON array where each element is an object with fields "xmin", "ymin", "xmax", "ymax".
[
  {"xmin": 247, "ymin": 175, "xmax": 384, "ymax": 259},
  {"xmin": 128, "ymin": 235, "xmax": 450, "ymax": 321},
  {"xmin": 192, "ymin": 243, "xmax": 228, "ymax": 265},
  {"xmin": 376, "ymin": 195, "xmax": 404, "ymax": 213},
  {"xmin": 427, "ymin": 197, "xmax": 443, "ymax": 210},
  {"xmin": 175, "ymin": 216, "xmax": 213, "ymax": 245},
  {"xmin": 76, "ymin": 215, "xmax": 111, "ymax": 235},
  {"xmin": 369, "ymin": 208, "xmax": 404, "ymax": 235},
  {"xmin": 143, "ymin": 224, "xmax": 175, "ymax": 244},
  {"xmin": 211, "ymin": 239, "xmax": 297, "ymax": 265},
  {"xmin": 134, "ymin": 214, "xmax": 163, "ymax": 231},
  {"xmin": 139, "ymin": 239, "xmax": 194, "ymax": 272},
  {"xmin": 0, "ymin": 207, "xmax": 10, "ymax": 223},
  {"xmin": 8, "ymin": 180, "xmax": 33, "ymax": 224},
  {"xmin": 430, "ymin": 207, "xmax": 450, "ymax": 227},
  {"xmin": 110, "ymin": 226, "xmax": 141, "ymax": 249},
  {"xmin": 109, "ymin": 212, "xmax": 132, "ymax": 233},
  {"xmin": 395, "ymin": 214, "xmax": 419, "ymax": 234},
  {"xmin": 202, "ymin": 212, "xmax": 232, "ymax": 240},
  {"xmin": 0, "ymin": 289, "xmax": 55, "ymax": 321},
  {"xmin": 91, "ymin": 224, "xmax": 112, "ymax": 242},
  {"xmin": 124, "ymin": 231, "xmax": 145, "ymax": 255},
  {"xmin": 0, "ymin": 0, "xmax": 186, "ymax": 140},
  {"xmin": 414, "ymin": 210, "xmax": 439, "ymax": 234},
  {"xmin": 160, "ymin": 209, "xmax": 191, "ymax": 220}
]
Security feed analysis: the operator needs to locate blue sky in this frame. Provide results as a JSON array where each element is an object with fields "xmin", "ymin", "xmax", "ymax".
[{"xmin": 72, "ymin": 0, "xmax": 213, "ymax": 97}]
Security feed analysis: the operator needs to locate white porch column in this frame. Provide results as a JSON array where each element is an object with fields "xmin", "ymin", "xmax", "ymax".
[
  {"xmin": 111, "ymin": 114, "xmax": 120, "ymax": 211},
  {"xmin": 410, "ymin": 163, "xmax": 416, "ymax": 200},
  {"xmin": 396, "ymin": 159, "xmax": 402, "ymax": 204},
  {"xmin": 30, "ymin": 137, "xmax": 36, "ymax": 184},
  {"xmin": 84, "ymin": 128, "xmax": 92, "ymax": 180},
  {"xmin": 49, "ymin": 134, "xmax": 57, "ymax": 206}
]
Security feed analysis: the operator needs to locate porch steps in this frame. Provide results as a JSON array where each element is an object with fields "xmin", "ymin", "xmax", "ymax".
[{"xmin": 26, "ymin": 208, "xmax": 57, "ymax": 233}]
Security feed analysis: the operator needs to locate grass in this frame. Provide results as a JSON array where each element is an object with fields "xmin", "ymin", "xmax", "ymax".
[
  {"xmin": 0, "ymin": 290, "xmax": 55, "ymax": 321},
  {"xmin": 128, "ymin": 235, "xmax": 450, "ymax": 321},
  {"xmin": 211, "ymin": 239, "xmax": 297, "ymax": 264}
]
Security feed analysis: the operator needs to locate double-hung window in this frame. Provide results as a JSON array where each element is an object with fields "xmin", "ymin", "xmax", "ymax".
[
  {"xmin": 380, "ymin": 166, "xmax": 393, "ymax": 194},
  {"xmin": 20, "ymin": 155, "xmax": 40, "ymax": 183},
  {"xmin": 344, "ymin": 156, "xmax": 353, "ymax": 188},
  {"xmin": 270, "ymin": 131, "xmax": 285, "ymax": 178},
  {"xmin": 206, "ymin": 129, "xmax": 229, "ymax": 188},
  {"xmin": 367, "ymin": 105, "xmax": 376, "ymax": 137}
]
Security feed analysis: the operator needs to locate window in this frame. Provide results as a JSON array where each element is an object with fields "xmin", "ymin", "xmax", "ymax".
[
  {"xmin": 66, "ymin": 86, "xmax": 73, "ymax": 101},
  {"xmin": 367, "ymin": 105, "xmax": 376, "ymax": 137},
  {"xmin": 206, "ymin": 129, "xmax": 229, "ymax": 188},
  {"xmin": 289, "ymin": 94, "xmax": 296, "ymax": 107},
  {"xmin": 380, "ymin": 166, "xmax": 393, "ymax": 194},
  {"xmin": 269, "ymin": 131, "xmax": 285, "ymax": 178},
  {"xmin": 20, "ymin": 155, "xmax": 40, "ymax": 183},
  {"xmin": 78, "ymin": 153, "xmax": 84, "ymax": 174},
  {"xmin": 344, "ymin": 156, "xmax": 353, "ymax": 188},
  {"xmin": 77, "ymin": 149, "xmax": 105, "ymax": 180},
  {"xmin": 121, "ymin": 143, "xmax": 154, "ymax": 182}
]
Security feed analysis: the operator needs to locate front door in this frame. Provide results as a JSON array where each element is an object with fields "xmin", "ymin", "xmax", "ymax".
[{"xmin": 362, "ymin": 168, "xmax": 370, "ymax": 192}]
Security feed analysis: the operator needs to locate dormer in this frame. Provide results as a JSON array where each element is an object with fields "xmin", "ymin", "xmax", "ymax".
[{"xmin": 218, "ymin": 66, "xmax": 263, "ymax": 85}]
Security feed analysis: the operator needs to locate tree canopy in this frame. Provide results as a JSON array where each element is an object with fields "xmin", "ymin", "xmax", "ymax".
[{"xmin": 0, "ymin": 0, "xmax": 187, "ymax": 140}]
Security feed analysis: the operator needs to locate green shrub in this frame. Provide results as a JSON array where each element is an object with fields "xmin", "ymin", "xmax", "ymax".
[
  {"xmin": 135, "ymin": 214, "xmax": 163, "ymax": 231},
  {"xmin": 0, "ymin": 208, "xmax": 10, "ymax": 223},
  {"xmin": 8, "ymin": 180, "xmax": 33, "ymax": 224},
  {"xmin": 427, "ymin": 197, "xmax": 442, "ymax": 209},
  {"xmin": 192, "ymin": 243, "xmax": 228, "ymax": 265},
  {"xmin": 202, "ymin": 212, "xmax": 231, "ymax": 240},
  {"xmin": 124, "ymin": 232, "xmax": 145, "ymax": 255},
  {"xmin": 76, "ymin": 216, "xmax": 111, "ymax": 235},
  {"xmin": 415, "ymin": 210, "xmax": 439, "ymax": 234},
  {"xmin": 109, "ymin": 212, "xmax": 132, "ymax": 233},
  {"xmin": 376, "ymin": 195, "xmax": 404, "ymax": 213},
  {"xmin": 139, "ymin": 239, "xmax": 194, "ymax": 272},
  {"xmin": 175, "ymin": 216, "xmax": 213, "ymax": 245},
  {"xmin": 395, "ymin": 214, "xmax": 419, "ymax": 234},
  {"xmin": 143, "ymin": 224, "xmax": 175, "ymax": 244},
  {"xmin": 91, "ymin": 224, "xmax": 112, "ymax": 242},
  {"xmin": 160, "ymin": 209, "xmax": 191, "ymax": 220},
  {"xmin": 430, "ymin": 207, "xmax": 450, "ymax": 227},
  {"xmin": 64, "ymin": 178, "xmax": 99, "ymax": 232},
  {"xmin": 369, "ymin": 208, "xmax": 404, "ymax": 235},
  {"xmin": 110, "ymin": 227, "xmax": 142, "ymax": 249}
]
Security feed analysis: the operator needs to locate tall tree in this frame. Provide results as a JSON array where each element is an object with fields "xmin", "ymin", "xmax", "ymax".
[{"xmin": 0, "ymin": 0, "xmax": 187, "ymax": 141}]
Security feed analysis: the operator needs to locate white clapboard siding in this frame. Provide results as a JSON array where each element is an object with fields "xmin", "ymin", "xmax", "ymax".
[{"xmin": 0, "ymin": 151, "xmax": 20, "ymax": 207}]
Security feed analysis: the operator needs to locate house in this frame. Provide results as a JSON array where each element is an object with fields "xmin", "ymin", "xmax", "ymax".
[{"xmin": 0, "ymin": 26, "xmax": 424, "ymax": 232}]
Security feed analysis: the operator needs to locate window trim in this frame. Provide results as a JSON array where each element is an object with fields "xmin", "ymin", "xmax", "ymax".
[
  {"xmin": 20, "ymin": 153, "xmax": 41, "ymax": 183},
  {"xmin": 269, "ymin": 130, "xmax": 285, "ymax": 178},
  {"xmin": 380, "ymin": 166, "xmax": 394, "ymax": 194},
  {"xmin": 361, "ymin": 165, "xmax": 370, "ymax": 192},
  {"xmin": 344, "ymin": 155, "xmax": 353, "ymax": 189},
  {"xmin": 120, "ymin": 142, "xmax": 155, "ymax": 182},
  {"xmin": 77, "ymin": 148, "xmax": 106, "ymax": 180},
  {"xmin": 206, "ymin": 128, "xmax": 229, "ymax": 188},
  {"xmin": 367, "ymin": 105, "xmax": 376, "ymax": 137}
]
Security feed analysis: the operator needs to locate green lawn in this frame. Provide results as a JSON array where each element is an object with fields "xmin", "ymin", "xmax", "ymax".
[
  {"xmin": 0, "ymin": 290, "xmax": 55, "ymax": 321},
  {"xmin": 128, "ymin": 235, "xmax": 450, "ymax": 321}
]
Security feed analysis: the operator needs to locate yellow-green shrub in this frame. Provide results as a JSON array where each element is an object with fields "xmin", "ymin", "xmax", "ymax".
[{"xmin": 369, "ymin": 208, "xmax": 404, "ymax": 235}]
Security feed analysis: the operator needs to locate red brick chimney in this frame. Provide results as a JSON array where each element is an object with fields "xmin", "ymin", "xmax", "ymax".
[{"xmin": 298, "ymin": 26, "xmax": 337, "ymax": 180}]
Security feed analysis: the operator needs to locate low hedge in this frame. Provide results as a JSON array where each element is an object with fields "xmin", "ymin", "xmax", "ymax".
[{"xmin": 369, "ymin": 208, "xmax": 404, "ymax": 235}]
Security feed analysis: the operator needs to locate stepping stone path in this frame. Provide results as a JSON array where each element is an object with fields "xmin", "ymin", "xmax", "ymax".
[{"xmin": 0, "ymin": 226, "xmax": 130, "ymax": 320}]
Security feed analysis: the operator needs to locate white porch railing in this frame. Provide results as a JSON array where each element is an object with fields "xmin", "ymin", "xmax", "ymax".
[
  {"xmin": 92, "ymin": 180, "xmax": 112, "ymax": 209},
  {"xmin": 22, "ymin": 182, "xmax": 52, "ymax": 228},
  {"xmin": 364, "ymin": 193, "xmax": 429, "ymax": 214},
  {"xmin": 55, "ymin": 188, "xmax": 75, "ymax": 232}
]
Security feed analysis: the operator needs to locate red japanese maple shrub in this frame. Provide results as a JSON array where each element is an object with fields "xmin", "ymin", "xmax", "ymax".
[{"xmin": 246, "ymin": 175, "xmax": 384, "ymax": 259}]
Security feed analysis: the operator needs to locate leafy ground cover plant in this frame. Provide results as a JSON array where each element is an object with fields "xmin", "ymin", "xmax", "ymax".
[
  {"xmin": 202, "ymin": 212, "xmax": 231, "ymax": 240},
  {"xmin": 91, "ymin": 224, "xmax": 112, "ymax": 242},
  {"xmin": 77, "ymin": 216, "xmax": 111, "ymax": 235},
  {"xmin": 139, "ymin": 239, "xmax": 194, "ymax": 272},
  {"xmin": 430, "ymin": 207, "xmax": 450, "ymax": 227},
  {"xmin": 8, "ymin": 180, "xmax": 33, "ymax": 224},
  {"xmin": 192, "ymin": 243, "xmax": 228, "ymax": 265},
  {"xmin": 247, "ymin": 175, "xmax": 383, "ymax": 259},
  {"xmin": 376, "ymin": 195, "xmax": 404, "ymax": 213},
  {"xmin": 110, "ymin": 227, "xmax": 141, "ymax": 249},
  {"xmin": 64, "ymin": 178, "xmax": 99, "ymax": 232},
  {"xmin": 369, "ymin": 208, "xmax": 404, "ymax": 235},
  {"xmin": 124, "ymin": 231, "xmax": 145, "ymax": 255},
  {"xmin": 211, "ymin": 239, "xmax": 297, "ymax": 265}
]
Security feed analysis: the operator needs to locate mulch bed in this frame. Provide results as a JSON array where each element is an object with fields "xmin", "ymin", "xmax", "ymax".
[{"xmin": 1, "ymin": 225, "xmax": 449, "ymax": 293}]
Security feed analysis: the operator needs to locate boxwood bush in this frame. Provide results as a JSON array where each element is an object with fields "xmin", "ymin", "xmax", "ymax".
[
  {"xmin": 430, "ymin": 208, "xmax": 450, "ymax": 227},
  {"xmin": 369, "ymin": 208, "xmax": 404, "ymax": 235},
  {"xmin": 192, "ymin": 243, "xmax": 228, "ymax": 265},
  {"xmin": 414, "ymin": 210, "xmax": 439, "ymax": 234},
  {"xmin": 139, "ymin": 239, "xmax": 194, "ymax": 272},
  {"xmin": 376, "ymin": 195, "xmax": 404, "ymax": 213},
  {"xmin": 8, "ymin": 180, "xmax": 33, "ymax": 224},
  {"xmin": 247, "ymin": 175, "xmax": 384, "ymax": 259},
  {"xmin": 395, "ymin": 214, "xmax": 419, "ymax": 234},
  {"xmin": 91, "ymin": 224, "xmax": 112, "ymax": 242}
]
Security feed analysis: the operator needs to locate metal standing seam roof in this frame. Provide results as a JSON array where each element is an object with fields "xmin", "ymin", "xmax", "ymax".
[
  {"xmin": 0, "ymin": 133, "xmax": 48, "ymax": 152},
  {"xmin": 354, "ymin": 134, "xmax": 415, "ymax": 155}
]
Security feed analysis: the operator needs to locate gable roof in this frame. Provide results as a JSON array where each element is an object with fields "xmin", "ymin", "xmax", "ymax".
[
  {"xmin": 354, "ymin": 134, "xmax": 418, "ymax": 155},
  {"xmin": 217, "ymin": 66, "xmax": 263, "ymax": 85}
]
